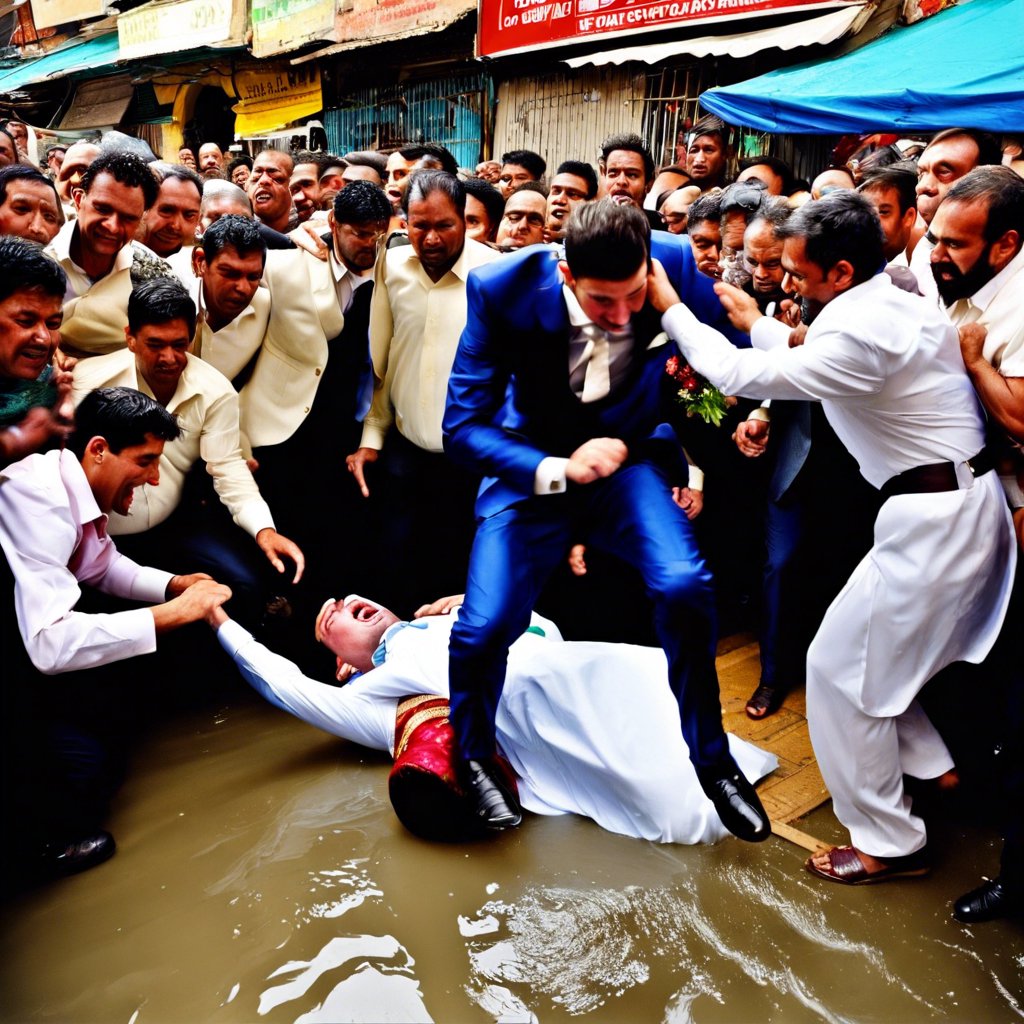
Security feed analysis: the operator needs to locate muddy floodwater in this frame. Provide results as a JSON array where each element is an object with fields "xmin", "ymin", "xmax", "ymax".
[{"xmin": 2, "ymin": 686, "xmax": 1022, "ymax": 1023}]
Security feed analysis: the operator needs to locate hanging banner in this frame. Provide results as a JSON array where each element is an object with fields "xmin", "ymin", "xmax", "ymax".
[
  {"xmin": 252, "ymin": 0, "xmax": 336, "ymax": 58},
  {"xmin": 232, "ymin": 64, "xmax": 323, "ymax": 135},
  {"xmin": 478, "ymin": 0, "xmax": 857, "ymax": 57},
  {"xmin": 119, "ymin": 0, "xmax": 245, "ymax": 61},
  {"xmin": 29, "ymin": 0, "xmax": 106, "ymax": 31}
]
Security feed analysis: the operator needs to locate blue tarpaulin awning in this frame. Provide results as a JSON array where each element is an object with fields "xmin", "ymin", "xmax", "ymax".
[
  {"xmin": 700, "ymin": 0, "xmax": 1024, "ymax": 133},
  {"xmin": 0, "ymin": 34, "xmax": 121, "ymax": 95}
]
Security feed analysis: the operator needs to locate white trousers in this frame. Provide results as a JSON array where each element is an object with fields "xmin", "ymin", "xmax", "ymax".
[{"xmin": 806, "ymin": 472, "xmax": 1015, "ymax": 858}]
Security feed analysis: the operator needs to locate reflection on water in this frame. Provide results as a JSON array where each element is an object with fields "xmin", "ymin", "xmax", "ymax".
[{"xmin": 1, "ymin": 691, "xmax": 1022, "ymax": 1023}]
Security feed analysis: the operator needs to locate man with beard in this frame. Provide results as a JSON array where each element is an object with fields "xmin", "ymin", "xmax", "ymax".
[
  {"xmin": 929, "ymin": 164, "xmax": 1024, "ymax": 923},
  {"xmin": 659, "ymin": 191, "xmax": 1015, "ymax": 885}
]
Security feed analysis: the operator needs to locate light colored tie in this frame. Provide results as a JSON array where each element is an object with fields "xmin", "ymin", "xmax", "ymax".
[{"xmin": 580, "ymin": 323, "xmax": 611, "ymax": 403}]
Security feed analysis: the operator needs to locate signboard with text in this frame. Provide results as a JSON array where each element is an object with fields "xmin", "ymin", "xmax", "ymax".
[
  {"xmin": 331, "ymin": 0, "xmax": 474, "ymax": 47},
  {"xmin": 252, "ymin": 0, "xmax": 336, "ymax": 59},
  {"xmin": 29, "ymin": 0, "xmax": 106, "ymax": 31},
  {"xmin": 478, "ymin": 0, "xmax": 853, "ymax": 57},
  {"xmin": 119, "ymin": 0, "xmax": 245, "ymax": 61}
]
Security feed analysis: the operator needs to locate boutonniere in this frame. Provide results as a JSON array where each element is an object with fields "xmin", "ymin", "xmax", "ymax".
[{"xmin": 665, "ymin": 355, "xmax": 729, "ymax": 427}]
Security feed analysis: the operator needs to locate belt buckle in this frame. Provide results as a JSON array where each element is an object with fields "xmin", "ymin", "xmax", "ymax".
[{"xmin": 955, "ymin": 460, "xmax": 976, "ymax": 489}]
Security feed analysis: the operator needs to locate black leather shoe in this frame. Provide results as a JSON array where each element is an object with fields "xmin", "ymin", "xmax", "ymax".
[
  {"xmin": 702, "ymin": 771, "xmax": 771, "ymax": 843},
  {"xmin": 459, "ymin": 759, "xmax": 522, "ymax": 831},
  {"xmin": 41, "ymin": 831, "xmax": 116, "ymax": 876},
  {"xmin": 953, "ymin": 877, "xmax": 1023, "ymax": 923}
]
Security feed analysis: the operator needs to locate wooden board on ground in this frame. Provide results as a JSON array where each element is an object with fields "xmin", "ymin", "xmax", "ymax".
[{"xmin": 716, "ymin": 637, "xmax": 832, "ymax": 847}]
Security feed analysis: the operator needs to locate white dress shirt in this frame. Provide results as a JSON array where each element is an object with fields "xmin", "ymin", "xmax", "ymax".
[
  {"xmin": 0, "ymin": 449, "xmax": 172, "ymax": 674},
  {"xmin": 663, "ymin": 273, "xmax": 987, "ymax": 488},
  {"xmin": 71, "ymin": 350, "xmax": 274, "ymax": 537},
  {"xmin": 188, "ymin": 277, "xmax": 272, "ymax": 384},
  {"xmin": 361, "ymin": 238, "xmax": 499, "ymax": 453},
  {"xmin": 217, "ymin": 609, "xmax": 775, "ymax": 844}
]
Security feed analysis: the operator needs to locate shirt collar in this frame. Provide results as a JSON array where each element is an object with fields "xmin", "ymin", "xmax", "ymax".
[
  {"xmin": 562, "ymin": 284, "xmax": 591, "ymax": 328},
  {"xmin": 962, "ymin": 244, "xmax": 1024, "ymax": 315},
  {"xmin": 50, "ymin": 220, "xmax": 136, "ymax": 276},
  {"xmin": 329, "ymin": 246, "xmax": 373, "ymax": 288}
]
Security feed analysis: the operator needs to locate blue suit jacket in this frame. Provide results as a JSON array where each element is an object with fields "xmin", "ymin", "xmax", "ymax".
[{"xmin": 443, "ymin": 234, "xmax": 746, "ymax": 518}]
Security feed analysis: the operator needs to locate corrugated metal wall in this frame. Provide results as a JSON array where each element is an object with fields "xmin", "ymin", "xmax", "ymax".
[{"xmin": 492, "ymin": 67, "xmax": 646, "ymax": 172}]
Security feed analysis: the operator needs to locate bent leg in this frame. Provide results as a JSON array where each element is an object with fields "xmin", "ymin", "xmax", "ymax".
[
  {"xmin": 449, "ymin": 504, "xmax": 573, "ymax": 760},
  {"xmin": 586, "ymin": 464, "xmax": 730, "ymax": 773}
]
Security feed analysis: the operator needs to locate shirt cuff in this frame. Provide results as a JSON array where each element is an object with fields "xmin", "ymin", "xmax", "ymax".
[
  {"xmin": 216, "ymin": 618, "xmax": 254, "ymax": 658},
  {"xmin": 534, "ymin": 457, "xmax": 568, "ymax": 495},
  {"xmin": 748, "ymin": 407, "xmax": 771, "ymax": 423},
  {"xmin": 235, "ymin": 499, "xmax": 276, "ymax": 539},
  {"xmin": 359, "ymin": 421, "xmax": 387, "ymax": 450},
  {"xmin": 129, "ymin": 565, "xmax": 175, "ymax": 603},
  {"xmin": 750, "ymin": 316, "xmax": 791, "ymax": 351},
  {"xmin": 687, "ymin": 464, "xmax": 704, "ymax": 491}
]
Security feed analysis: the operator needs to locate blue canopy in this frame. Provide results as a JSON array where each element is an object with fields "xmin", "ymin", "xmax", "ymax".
[
  {"xmin": 700, "ymin": 0, "xmax": 1024, "ymax": 133},
  {"xmin": 0, "ymin": 34, "xmax": 121, "ymax": 95}
]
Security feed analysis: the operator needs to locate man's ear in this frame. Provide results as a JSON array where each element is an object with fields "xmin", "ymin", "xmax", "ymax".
[
  {"xmin": 85, "ymin": 436, "xmax": 109, "ymax": 460},
  {"xmin": 192, "ymin": 247, "xmax": 205, "ymax": 278},
  {"xmin": 830, "ymin": 259, "xmax": 856, "ymax": 292},
  {"xmin": 989, "ymin": 229, "xmax": 1020, "ymax": 271},
  {"xmin": 558, "ymin": 259, "xmax": 574, "ymax": 287}
]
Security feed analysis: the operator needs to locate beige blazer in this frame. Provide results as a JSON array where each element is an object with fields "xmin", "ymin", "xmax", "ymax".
[{"xmin": 239, "ymin": 247, "xmax": 343, "ymax": 448}]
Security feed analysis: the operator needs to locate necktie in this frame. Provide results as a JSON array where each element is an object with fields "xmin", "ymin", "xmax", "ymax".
[{"xmin": 579, "ymin": 323, "xmax": 611, "ymax": 404}]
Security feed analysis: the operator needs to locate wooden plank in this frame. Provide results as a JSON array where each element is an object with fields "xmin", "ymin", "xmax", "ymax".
[{"xmin": 770, "ymin": 819, "xmax": 830, "ymax": 853}]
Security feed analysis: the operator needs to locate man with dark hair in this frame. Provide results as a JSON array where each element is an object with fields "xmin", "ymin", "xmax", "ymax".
[
  {"xmin": 189, "ymin": 214, "xmax": 269, "ymax": 383},
  {"xmin": 0, "ymin": 238, "xmax": 73, "ymax": 467},
  {"xmin": 685, "ymin": 115, "xmax": 731, "ymax": 193},
  {"xmin": 911, "ymin": 128, "xmax": 1001, "ymax": 298},
  {"xmin": 931, "ymin": 165, "xmax": 1024, "ymax": 923},
  {"xmin": 858, "ymin": 166, "xmax": 920, "ymax": 265},
  {"xmin": 341, "ymin": 151, "xmax": 386, "ymax": 188},
  {"xmin": 141, "ymin": 164, "xmax": 203, "ymax": 259},
  {"xmin": 495, "ymin": 181, "xmax": 547, "ymax": 249},
  {"xmin": 290, "ymin": 150, "xmax": 330, "ymax": 222},
  {"xmin": 226, "ymin": 155, "xmax": 252, "ymax": 190},
  {"xmin": 46, "ymin": 150, "xmax": 167, "ymax": 356},
  {"xmin": 499, "ymin": 149, "xmax": 546, "ymax": 199},
  {"xmin": 463, "ymin": 177, "xmax": 505, "ymax": 243},
  {"xmin": 72, "ymin": 278, "xmax": 303, "ymax": 624},
  {"xmin": 346, "ymin": 170, "xmax": 499, "ymax": 614},
  {"xmin": 738, "ymin": 155, "xmax": 792, "ymax": 197},
  {"xmin": 0, "ymin": 385, "xmax": 232, "ymax": 876},
  {"xmin": 247, "ymin": 149, "xmax": 296, "ymax": 234},
  {"xmin": 383, "ymin": 144, "xmax": 459, "ymax": 213},
  {"xmin": 545, "ymin": 160, "xmax": 595, "ymax": 242},
  {"xmin": 0, "ymin": 165, "xmax": 62, "ymax": 244},
  {"xmin": 240, "ymin": 182, "xmax": 392, "ymax": 602},
  {"xmin": 441, "ymin": 200, "xmax": 771, "ymax": 842},
  {"xmin": 659, "ymin": 190, "xmax": 1015, "ymax": 885},
  {"xmin": 687, "ymin": 191, "xmax": 723, "ymax": 280},
  {"xmin": 599, "ymin": 133, "xmax": 656, "ymax": 213}
]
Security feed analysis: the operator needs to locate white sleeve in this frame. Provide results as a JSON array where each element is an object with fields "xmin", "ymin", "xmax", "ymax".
[
  {"xmin": 216, "ymin": 620, "xmax": 398, "ymax": 752},
  {"xmin": 662, "ymin": 303, "xmax": 885, "ymax": 403}
]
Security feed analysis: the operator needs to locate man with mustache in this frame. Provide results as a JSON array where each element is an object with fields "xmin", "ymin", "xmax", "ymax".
[{"xmin": 930, "ymin": 165, "xmax": 1024, "ymax": 923}]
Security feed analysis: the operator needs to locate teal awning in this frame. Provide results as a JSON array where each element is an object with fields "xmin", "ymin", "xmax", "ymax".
[
  {"xmin": 0, "ymin": 34, "xmax": 121, "ymax": 94},
  {"xmin": 700, "ymin": 0, "xmax": 1024, "ymax": 133}
]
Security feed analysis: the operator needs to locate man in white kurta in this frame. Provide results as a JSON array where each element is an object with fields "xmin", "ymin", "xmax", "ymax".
[
  {"xmin": 213, "ymin": 601, "xmax": 776, "ymax": 846},
  {"xmin": 656, "ymin": 191, "xmax": 1015, "ymax": 881}
]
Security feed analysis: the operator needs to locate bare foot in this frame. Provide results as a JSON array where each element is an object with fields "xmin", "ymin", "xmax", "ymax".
[{"xmin": 809, "ymin": 845, "xmax": 888, "ymax": 876}]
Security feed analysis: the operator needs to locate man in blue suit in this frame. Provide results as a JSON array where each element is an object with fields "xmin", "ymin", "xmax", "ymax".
[{"xmin": 442, "ymin": 202, "xmax": 771, "ymax": 842}]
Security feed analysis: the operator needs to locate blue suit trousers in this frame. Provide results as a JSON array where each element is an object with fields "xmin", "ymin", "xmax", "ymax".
[{"xmin": 449, "ymin": 462, "xmax": 732, "ymax": 775}]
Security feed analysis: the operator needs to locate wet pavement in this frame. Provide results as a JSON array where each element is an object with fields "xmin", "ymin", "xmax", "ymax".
[{"xmin": 2, "ymin": 688, "xmax": 1022, "ymax": 1023}]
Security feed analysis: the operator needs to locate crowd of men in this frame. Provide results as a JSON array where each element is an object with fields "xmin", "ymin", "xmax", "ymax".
[{"xmin": 0, "ymin": 115, "xmax": 1021, "ymax": 926}]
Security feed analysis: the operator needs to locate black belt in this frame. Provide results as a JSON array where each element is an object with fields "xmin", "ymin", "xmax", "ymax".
[{"xmin": 879, "ymin": 448, "xmax": 996, "ymax": 501}]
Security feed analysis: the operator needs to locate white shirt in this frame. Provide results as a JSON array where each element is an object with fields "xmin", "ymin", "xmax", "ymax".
[
  {"xmin": 361, "ymin": 238, "xmax": 499, "ymax": 453},
  {"xmin": 944, "ymin": 244, "xmax": 1024, "ymax": 377},
  {"xmin": 329, "ymin": 247, "xmax": 373, "ymax": 315},
  {"xmin": 0, "ymin": 449, "xmax": 172, "ymax": 674},
  {"xmin": 188, "ymin": 277, "xmax": 271, "ymax": 384},
  {"xmin": 909, "ymin": 233, "xmax": 938, "ymax": 301},
  {"xmin": 663, "ymin": 273, "xmax": 987, "ymax": 488},
  {"xmin": 71, "ymin": 350, "xmax": 274, "ymax": 537},
  {"xmin": 216, "ymin": 609, "xmax": 776, "ymax": 843}
]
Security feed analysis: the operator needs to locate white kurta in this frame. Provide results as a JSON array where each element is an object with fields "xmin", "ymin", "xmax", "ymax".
[
  {"xmin": 663, "ymin": 273, "xmax": 1016, "ymax": 857},
  {"xmin": 217, "ymin": 611, "xmax": 777, "ymax": 845}
]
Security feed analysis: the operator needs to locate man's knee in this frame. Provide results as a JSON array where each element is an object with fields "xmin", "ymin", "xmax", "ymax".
[{"xmin": 650, "ymin": 559, "xmax": 715, "ymax": 611}]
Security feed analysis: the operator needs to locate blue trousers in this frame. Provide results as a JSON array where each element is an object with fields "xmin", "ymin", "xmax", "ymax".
[{"xmin": 449, "ymin": 462, "xmax": 732, "ymax": 775}]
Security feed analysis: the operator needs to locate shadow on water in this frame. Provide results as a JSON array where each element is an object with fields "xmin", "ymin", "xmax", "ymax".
[{"xmin": 2, "ymin": 690, "xmax": 1022, "ymax": 1023}]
